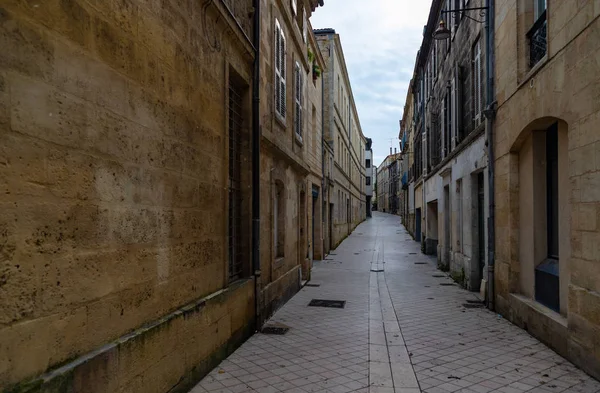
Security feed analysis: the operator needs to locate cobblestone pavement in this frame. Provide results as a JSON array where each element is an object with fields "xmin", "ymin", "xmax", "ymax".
[{"xmin": 190, "ymin": 213, "xmax": 600, "ymax": 393}]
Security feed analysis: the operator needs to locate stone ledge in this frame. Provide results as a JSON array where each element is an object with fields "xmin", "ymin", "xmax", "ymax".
[{"xmin": 5, "ymin": 279, "xmax": 255, "ymax": 393}]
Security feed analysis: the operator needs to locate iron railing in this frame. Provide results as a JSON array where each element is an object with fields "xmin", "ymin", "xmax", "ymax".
[{"xmin": 527, "ymin": 11, "xmax": 547, "ymax": 68}]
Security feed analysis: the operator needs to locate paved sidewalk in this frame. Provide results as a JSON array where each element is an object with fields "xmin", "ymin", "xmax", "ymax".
[{"xmin": 189, "ymin": 213, "xmax": 600, "ymax": 393}]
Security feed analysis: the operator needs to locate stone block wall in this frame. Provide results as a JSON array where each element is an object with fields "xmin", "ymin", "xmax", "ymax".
[
  {"xmin": 0, "ymin": 0, "xmax": 256, "ymax": 390},
  {"xmin": 494, "ymin": 0, "xmax": 600, "ymax": 379}
]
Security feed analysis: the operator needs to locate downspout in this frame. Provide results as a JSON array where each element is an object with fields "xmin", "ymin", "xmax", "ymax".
[
  {"xmin": 252, "ymin": 0, "xmax": 262, "ymax": 328},
  {"xmin": 484, "ymin": 0, "xmax": 497, "ymax": 311}
]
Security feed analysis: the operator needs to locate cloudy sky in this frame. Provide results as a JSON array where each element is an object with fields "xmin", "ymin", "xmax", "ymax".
[{"xmin": 311, "ymin": 0, "xmax": 431, "ymax": 167}]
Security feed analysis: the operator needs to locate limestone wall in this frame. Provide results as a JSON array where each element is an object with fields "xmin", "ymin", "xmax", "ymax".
[
  {"xmin": 0, "ymin": 0, "xmax": 256, "ymax": 390},
  {"xmin": 494, "ymin": 0, "xmax": 600, "ymax": 379}
]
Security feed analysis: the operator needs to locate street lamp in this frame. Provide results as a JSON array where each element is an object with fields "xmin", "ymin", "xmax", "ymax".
[{"xmin": 433, "ymin": 6, "xmax": 489, "ymax": 40}]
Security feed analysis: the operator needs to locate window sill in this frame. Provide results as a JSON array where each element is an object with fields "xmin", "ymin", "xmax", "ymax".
[
  {"xmin": 274, "ymin": 256, "xmax": 285, "ymax": 267},
  {"xmin": 295, "ymin": 132, "xmax": 303, "ymax": 146},
  {"xmin": 275, "ymin": 113, "xmax": 286, "ymax": 129},
  {"xmin": 518, "ymin": 53, "xmax": 549, "ymax": 91},
  {"xmin": 509, "ymin": 293, "xmax": 567, "ymax": 328}
]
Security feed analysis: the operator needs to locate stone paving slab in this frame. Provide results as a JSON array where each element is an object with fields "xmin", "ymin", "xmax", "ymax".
[{"xmin": 190, "ymin": 213, "xmax": 600, "ymax": 393}]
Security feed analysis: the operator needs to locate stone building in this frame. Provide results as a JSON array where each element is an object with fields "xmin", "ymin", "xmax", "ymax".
[
  {"xmin": 493, "ymin": 0, "xmax": 600, "ymax": 379},
  {"xmin": 315, "ymin": 29, "xmax": 368, "ymax": 248},
  {"xmin": 365, "ymin": 138, "xmax": 374, "ymax": 217},
  {"xmin": 376, "ymin": 152, "xmax": 401, "ymax": 215},
  {"xmin": 0, "ymin": 0, "xmax": 325, "ymax": 391},
  {"xmin": 400, "ymin": 81, "xmax": 416, "ymax": 236},
  {"xmin": 258, "ymin": 0, "xmax": 326, "ymax": 312},
  {"xmin": 405, "ymin": 0, "xmax": 491, "ymax": 292}
]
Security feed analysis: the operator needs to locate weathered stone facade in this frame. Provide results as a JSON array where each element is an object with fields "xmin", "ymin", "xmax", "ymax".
[
  {"xmin": 494, "ymin": 0, "xmax": 600, "ymax": 379},
  {"xmin": 402, "ymin": 0, "xmax": 490, "ymax": 292},
  {"xmin": 315, "ymin": 29, "xmax": 368, "ymax": 249},
  {"xmin": 257, "ymin": 0, "xmax": 324, "ymax": 318},
  {"xmin": 376, "ymin": 153, "xmax": 401, "ymax": 215},
  {"xmin": 0, "ymin": 0, "xmax": 327, "ymax": 391}
]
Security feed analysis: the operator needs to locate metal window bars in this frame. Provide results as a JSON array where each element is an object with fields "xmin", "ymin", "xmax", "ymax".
[{"xmin": 527, "ymin": 10, "xmax": 547, "ymax": 68}]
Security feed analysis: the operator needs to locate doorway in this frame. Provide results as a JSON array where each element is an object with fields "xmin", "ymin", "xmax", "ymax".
[
  {"xmin": 444, "ymin": 185, "xmax": 451, "ymax": 269},
  {"xmin": 477, "ymin": 172, "xmax": 485, "ymax": 287},
  {"xmin": 329, "ymin": 203, "xmax": 334, "ymax": 251},
  {"xmin": 415, "ymin": 208, "xmax": 422, "ymax": 242}
]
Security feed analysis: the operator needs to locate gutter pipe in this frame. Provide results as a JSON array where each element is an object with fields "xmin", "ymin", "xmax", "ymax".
[
  {"xmin": 484, "ymin": 0, "xmax": 497, "ymax": 311},
  {"xmin": 252, "ymin": 0, "xmax": 262, "ymax": 328}
]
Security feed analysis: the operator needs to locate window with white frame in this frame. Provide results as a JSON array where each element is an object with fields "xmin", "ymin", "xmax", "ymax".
[
  {"xmin": 274, "ymin": 20, "xmax": 286, "ymax": 119},
  {"xmin": 294, "ymin": 62, "xmax": 304, "ymax": 139},
  {"xmin": 472, "ymin": 37, "xmax": 482, "ymax": 124}
]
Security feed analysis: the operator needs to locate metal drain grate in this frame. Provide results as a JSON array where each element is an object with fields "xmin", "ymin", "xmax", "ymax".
[
  {"xmin": 261, "ymin": 326, "xmax": 290, "ymax": 335},
  {"xmin": 305, "ymin": 283, "xmax": 321, "ymax": 287},
  {"xmin": 462, "ymin": 303, "xmax": 485, "ymax": 309},
  {"xmin": 409, "ymin": 252, "xmax": 417, "ymax": 255},
  {"xmin": 414, "ymin": 262, "xmax": 427, "ymax": 265},
  {"xmin": 439, "ymin": 283, "xmax": 455, "ymax": 286},
  {"xmin": 308, "ymin": 299, "xmax": 346, "ymax": 308},
  {"xmin": 432, "ymin": 274, "xmax": 445, "ymax": 278}
]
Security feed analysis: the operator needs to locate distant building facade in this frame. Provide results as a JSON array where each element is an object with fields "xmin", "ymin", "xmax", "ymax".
[
  {"xmin": 315, "ymin": 29, "xmax": 369, "ymax": 248},
  {"xmin": 365, "ymin": 138, "xmax": 374, "ymax": 217}
]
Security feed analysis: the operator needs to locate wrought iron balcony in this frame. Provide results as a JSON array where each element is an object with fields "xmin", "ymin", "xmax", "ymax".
[{"xmin": 527, "ymin": 11, "xmax": 547, "ymax": 68}]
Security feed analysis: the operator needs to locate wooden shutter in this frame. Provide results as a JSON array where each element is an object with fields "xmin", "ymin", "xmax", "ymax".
[
  {"xmin": 280, "ymin": 30, "xmax": 287, "ymax": 117},
  {"xmin": 275, "ymin": 21, "xmax": 281, "ymax": 116},
  {"xmin": 294, "ymin": 62, "xmax": 303, "ymax": 138},
  {"xmin": 455, "ymin": 66, "xmax": 464, "ymax": 142},
  {"xmin": 302, "ymin": 8, "xmax": 307, "ymax": 43}
]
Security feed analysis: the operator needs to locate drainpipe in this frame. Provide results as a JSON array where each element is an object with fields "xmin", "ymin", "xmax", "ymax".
[
  {"xmin": 252, "ymin": 0, "xmax": 262, "ymax": 328},
  {"xmin": 484, "ymin": 0, "xmax": 497, "ymax": 311}
]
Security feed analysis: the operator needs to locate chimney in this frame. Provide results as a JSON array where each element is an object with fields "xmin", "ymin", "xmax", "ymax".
[
  {"xmin": 394, "ymin": 148, "xmax": 397, "ymax": 154},
  {"xmin": 390, "ymin": 147, "xmax": 392, "ymax": 155}
]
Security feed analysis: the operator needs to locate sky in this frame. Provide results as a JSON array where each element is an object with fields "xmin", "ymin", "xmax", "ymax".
[{"xmin": 310, "ymin": 0, "xmax": 431, "ymax": 167}]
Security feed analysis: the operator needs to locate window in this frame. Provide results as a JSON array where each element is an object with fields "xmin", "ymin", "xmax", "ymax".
[
  {"xmin": 366, "ymin": 177, "xmax": 371, "ymax": 186},
  {"xmin": 291, "ymin": 0, "xmax": 297, "ymax": 15},
  {"xmin": 528, "ymin": 0, "xmax": 547, "ymax": 67},
  {"xmin": 546, "ymin": 125, "xmax": 558, "ymax": 260},
  {"xmin": 534, "ymin": 0, "xmax": 546, "ymax": 20},
  {"xmin": 294, "ymin": 62, "xmax": 304, "ymax": 139},
  {"xmin": 473, "ymin": 38, "xmax": 483, "ymax": 124},
  {"xmin": 302, "ymin": 8, "xmax": 307, "ymax": 43},
  {"xmin": 366, "ymin": 159, "xmax": 371, "ymax": 168},
  {"xmin": 228, "ymin": 79, "xmax": 245, "ymax": 282},
  {"xmin": 274, "ymin": 20, "xmax": 286, "ymax": 119},
  {"xmin": 274, "ymin": 182, "xmax": 285, "ymax": 257}
]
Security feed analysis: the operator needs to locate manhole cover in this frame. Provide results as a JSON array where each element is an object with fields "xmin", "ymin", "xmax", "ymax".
[
  {"xmin": 261, "ymin": 326, "xmax": 290, "ymax": 335},
  {"xmin": 414, "ymin": 262, "xmax": 427, "ymax": 265},
  {"xmin": 308, "ymin": 299, "xmax": 346, "ymax": 308},
  {"xmin": 462, "ymin": 303, "xmax": 485, "ymax": 309},
  {"xmin": 439, "ymin": 283, "xmax": 455, "ymax": 286},
  {"xmin": 305, "ymin": 283, "xmax": 321, "ymax": 287}
]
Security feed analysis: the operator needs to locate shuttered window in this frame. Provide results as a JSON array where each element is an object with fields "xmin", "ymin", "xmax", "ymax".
[
  {"xmin": 275, "ymin": 20, "xmax": 286, "ymax": 119},
  {"xmin": 302, "ymin": 8, "xmax": 307, "ymax": 43},
  {"xmin": 294, "ymin": 62, "xmax": 304, "ymax": 139},
  {"xmin": 473, "ymin": 38, "xmax": 482, "ymax": 124}
]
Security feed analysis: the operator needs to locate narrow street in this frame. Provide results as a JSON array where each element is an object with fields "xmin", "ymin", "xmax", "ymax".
[{"xmin": 191, "ymin": 213, "xmax": 600, "ymax": 393}]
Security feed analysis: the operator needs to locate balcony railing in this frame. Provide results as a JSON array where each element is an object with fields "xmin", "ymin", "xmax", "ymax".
[{"xmin": 527, "ymin": 10, "xmax": 547, "ymax": 68}]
